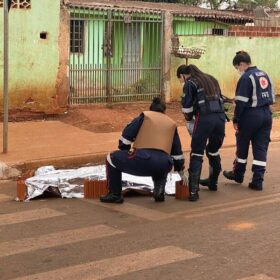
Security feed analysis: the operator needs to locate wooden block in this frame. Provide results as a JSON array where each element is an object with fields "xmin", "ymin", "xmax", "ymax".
[
  {"xmin": 175, "ymin": 180, "xmax": 189, "ymax": 200},
  {"xmin": 84, "ymin": 179, "xmax": 108, "ymax": 199},
  {"xmin": 16, "ymin": 179, "xmax": 27, "ymax": 201}
]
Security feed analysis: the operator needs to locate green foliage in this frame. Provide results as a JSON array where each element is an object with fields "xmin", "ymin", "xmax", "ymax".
[
  {"xmin": 140, "ymin": 0, "xmax": 203, "ymax": 4},
  {"xmin": 235, "ymin": 0, "xmax": 278, "ymax": 9},
  {"xmin": 141, "ymin": 0, "xmax": 278, "ymax": 9}
]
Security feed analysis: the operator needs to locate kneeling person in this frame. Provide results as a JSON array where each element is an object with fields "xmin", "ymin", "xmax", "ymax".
[{"xmin": 100, "ymin": 97, "xmax": 186, "ymax": 204}]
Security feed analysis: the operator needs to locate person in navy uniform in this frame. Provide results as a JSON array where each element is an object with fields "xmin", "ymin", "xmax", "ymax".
[
  {"xmin": 223, "ymin": 51, "xmax": 275, "ymax": 191},
  {"xmin": 177, "ymin": 64, "xmax": 226, "ymax": 201},
  {"xmin": 100, "ymin": 97, "xmax": 186, "ymax": 204}
]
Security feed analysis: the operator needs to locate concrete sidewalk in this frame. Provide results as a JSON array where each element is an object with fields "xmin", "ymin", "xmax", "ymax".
[{"xmin": 1, "ymin": 119, "xmax": 280, "ymax": 177}]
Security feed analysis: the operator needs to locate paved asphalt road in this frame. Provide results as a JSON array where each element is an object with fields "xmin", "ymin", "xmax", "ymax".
[{"xmin": 0, "ymin": 143, "xmax": 280, "ymax": 280}]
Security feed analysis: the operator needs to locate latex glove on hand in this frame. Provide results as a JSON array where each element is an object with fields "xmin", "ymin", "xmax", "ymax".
[
  {"xmin": 186, "ymin": 119, "xmax": 194, "ymax": 136},
  {"xmin": 178, "ymin": 170, "xmax": 188, "ymax": 185}
]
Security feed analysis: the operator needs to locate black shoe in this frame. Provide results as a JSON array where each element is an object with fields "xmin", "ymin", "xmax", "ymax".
[
  {"xmin": 153, "ymin": 193, "xmax": 165, "ymax": 202},
  {"xmin": 189, "ymin": 192, "xmax": 199, "ymax": 202},
  {"xmin": 223, "ymin": 170, "xmax": 243, "ymax": 184},
  {"xmin": 199, "ymin": 178, "xmax": 217, "ymax": 191},
  {"xmin": 153, "ymin": 178, "xmax": 166, "ymax": 202},
  {"xmin": 100, "ymin": 193, "xmax": 124, "ymax": 203},
  {"xmin": 248, "ymin": 182, "xmax": 263, "ymax": 191}
]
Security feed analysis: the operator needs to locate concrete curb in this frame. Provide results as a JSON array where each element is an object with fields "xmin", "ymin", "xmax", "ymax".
[
  {"xmin": 2, "ymin": 138, "xmax": 280, "ymax": 180},
  {"xmin": 0, "ymin": 161, "xmax": 21, "ymax": 180}
]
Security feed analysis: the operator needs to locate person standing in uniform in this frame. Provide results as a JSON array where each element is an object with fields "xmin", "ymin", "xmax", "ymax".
[
  {"xmin": 100, "ymin": 97, "xmax": 187, "ymax": 204},
  {"xmin": 223, "ymin": 51, "xmax": 275, "ymax": 190},
  {"xmin": 177, "ymin": 64, "xmax": 226, "ymax": 201}
]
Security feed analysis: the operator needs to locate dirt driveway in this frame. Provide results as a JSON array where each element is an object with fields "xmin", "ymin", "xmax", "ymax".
[{"xmin": 58, "ymin": 96, "xmax": 279, "ymax": 133}]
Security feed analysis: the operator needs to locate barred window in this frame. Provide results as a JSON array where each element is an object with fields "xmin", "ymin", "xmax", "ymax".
[
  {"xmin": 211, "ymin": 28, "xmax": 225, "ymax": 36},
  {"xmin": 0, "ymin": 0, "xmax": 31, "ymax": 9},
  {"xmin": 70, "ymin": 20, "xmax": 84, "ymax": 54}
]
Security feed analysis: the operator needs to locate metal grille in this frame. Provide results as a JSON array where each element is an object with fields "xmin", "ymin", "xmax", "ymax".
[
  {"xmin": 0, "ymin": 0, "xmax": 31, "ymax": 9},
  {"xmin": 69, "ymin": 7, "xmax": 163, "ymax": 104}
]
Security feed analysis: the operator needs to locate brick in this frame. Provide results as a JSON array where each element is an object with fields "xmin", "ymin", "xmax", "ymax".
[
  {"xmin": 175, "ymin": 180, "xmax": 189, "ymax": 200},
  {"xmin": 16, "ymin": 179, "xmax": 27, "ymax": 201},
  {"xmin": 84, "ymin": 179, "xmax": 108, "ymax": 199}
]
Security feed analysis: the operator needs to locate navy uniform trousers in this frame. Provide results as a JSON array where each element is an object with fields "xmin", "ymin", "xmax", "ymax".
[
  {"xmin": 106, "ymin": 149, "xmax": 173, "ymax": 195},
  {"xmin": 234, "ymin": 106, "xmax": 272, "ymax": 186},
  {"xmin": 190, "ymin": 113, "xmax": 225, "ymax": 174}
]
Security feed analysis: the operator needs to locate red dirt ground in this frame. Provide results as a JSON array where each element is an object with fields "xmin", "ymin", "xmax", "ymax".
[
  {"xmin": 3, "ymin": 97, "xmax": 279, "ymax": 134},
  {"xmin": 59, "ymin": 102, "xmax": 186, "ymax": 133}
]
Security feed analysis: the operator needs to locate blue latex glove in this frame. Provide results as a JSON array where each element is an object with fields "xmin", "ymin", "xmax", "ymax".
[
  {"xmin": 178, "ymin": 170, "xmax": 188, "ymax": 185},
  {"xmin": 186, "ymin": 119, "xmax": 194, "ymax": 136}
]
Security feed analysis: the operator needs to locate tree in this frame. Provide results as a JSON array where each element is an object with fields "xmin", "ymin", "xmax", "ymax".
[
  {"xmin": 141, "ymin": 0, "xmax": 278, "ymax": 9},
  {"xmin": 235, "ymin": 0, "xmax": 278, "ymax": 9}
]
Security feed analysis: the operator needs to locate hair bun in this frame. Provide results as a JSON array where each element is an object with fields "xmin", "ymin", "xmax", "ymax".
[
  {"xmin": 236, "ymin": 50, "xmax": 247, "ymax": 55},
  {"xmin": 152, "ymin": 97, "xmax": 161, "ymax": 104}
]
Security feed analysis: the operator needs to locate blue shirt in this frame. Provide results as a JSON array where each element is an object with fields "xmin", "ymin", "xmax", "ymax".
[{"xmin": 233, "ymin": 66, "xmax": 275, "ymax": 123}]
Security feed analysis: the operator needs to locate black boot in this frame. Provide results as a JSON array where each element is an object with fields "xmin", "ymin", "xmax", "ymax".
[
  {"xmin": 188, "ymin": 170, "xmax": 200, "ymax": 202},
  {"xmin": 223, "ymin": 170, "xmax": 243, "ymax": 183},
  {"xmin": 200, "ymin": 178, "xmax": 216, "ymax": 191},
  {"xmin": 200, "ymin": 166, "xmax": 220, "ymax": 191},
  {"xmin": 153, "ymin": 178, "xmax": 167, "ymax": 202},
  {"xmin": 100, "ymin": 192, "xmax": 124, "ymax": 203},
  {"xmin": 248, "ymin": 182, "xmax": 263, "ymax": 191}
]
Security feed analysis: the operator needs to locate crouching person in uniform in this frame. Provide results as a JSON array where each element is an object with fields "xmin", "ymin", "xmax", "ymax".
[
  {"xmin": 177, "ymin": 64, "xmax": 226, "ymax": 201},
  {"xmin": 100, "ymin": 97, "xmax": 186, "ymax": 204},
  {"xmin": 223, "ymin": 51, "xmax": 275, "ymax": 190}
]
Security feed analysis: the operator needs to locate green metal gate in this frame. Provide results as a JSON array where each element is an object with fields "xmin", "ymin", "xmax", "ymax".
[{"xmin": 68, "ymin": 5, "xmax": 164, "ymax": 104}]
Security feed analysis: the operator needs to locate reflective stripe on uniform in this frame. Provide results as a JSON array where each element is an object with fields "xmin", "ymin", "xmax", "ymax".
[
  {"xmin": 253, "ymin": 160, "xmax": 266, "ymax": 166},
  {"xmin": 191, "ymin": 153, "xmax": 204, "ymax": 157},
  {"xmin": 198, "ymin": 100, "xmax": 205, "ymax": 104},
  {"xmin": 235, "ymin": 96, "xmax": 249, "ymax": 102},
  {"xmin": 182, "ymin": 107, "xmax": 193, "ymax": 113},
  {"xmin": 119, "ymin": 136, "xmax": 133, "ymax": 145},
  {"xmin": 171, "ymin": 154, "xmax": 185, "ymax": 160},
  {"xmin": 208, "ymin": 151, "xmax": 219, "ymax": 156},
  {"xmin": 249, "ymin": 74, "xmax": 258, "ymax": 107},
  {"xmin": 236, "ymin": 157, "xmax": 247, "ymax": 164},
  {"xmin": 107, "ymin": 153, "xmax": 116, "ymax": 168}
]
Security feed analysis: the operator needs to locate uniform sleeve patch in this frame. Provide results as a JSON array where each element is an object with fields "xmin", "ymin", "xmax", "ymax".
[{"xmin": 259, "ymin": 77, "xmax": 269, "ymax": 89}]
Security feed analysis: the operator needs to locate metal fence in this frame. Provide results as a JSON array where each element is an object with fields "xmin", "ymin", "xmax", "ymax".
[{"xmin": 69, "ymin": 6, "xmax": 164, "ymax": 104}]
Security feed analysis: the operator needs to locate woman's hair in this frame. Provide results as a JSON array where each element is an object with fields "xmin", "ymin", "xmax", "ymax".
[
  {"xmin": 176, "ymin": 64, "xmax": 220, "ymax": 97},
  {"xmin": 149, "ymin": 97, "xmax": 166, "ymax": 113},
  {"xmin": 232, "ymin": 51, "xmax": 251, "ymax": 66}
]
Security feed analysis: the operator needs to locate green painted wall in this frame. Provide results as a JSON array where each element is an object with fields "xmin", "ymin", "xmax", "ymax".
[
  {"xmin": 0, "ymin": 0, "xmax": 62, "ymax": 112},
  {"xmin": 173, "ymin": 18, "xmax": 228, "ymax": 35},
  {"xmin": 171, "ymin": 36, "xmax": 280, "ymax": 100}
]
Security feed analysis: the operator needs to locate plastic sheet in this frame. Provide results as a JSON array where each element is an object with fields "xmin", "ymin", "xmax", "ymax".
[{"xmin": 25, "ymin": 165, "xmax": 181, "ymax": 200}]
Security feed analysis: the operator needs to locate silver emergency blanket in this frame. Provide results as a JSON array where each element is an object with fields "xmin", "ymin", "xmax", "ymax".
[{"xmin": 25, "ymin": 165, "xmax": 181, "ymax": 200}]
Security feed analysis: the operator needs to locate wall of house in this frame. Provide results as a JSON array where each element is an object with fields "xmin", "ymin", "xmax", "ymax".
[
  {"xmin": 173, "ymin": 17, "xmax": 228, "ymax": 35},
  {"xmin": 170, "ymin": 32, "xmax": 280, "ymax": 101},
  {"xmin": 0, "ymin": 0, "xmax": 69, "ymax": 113}
]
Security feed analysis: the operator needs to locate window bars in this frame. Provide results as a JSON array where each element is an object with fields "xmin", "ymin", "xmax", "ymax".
[{"xmin": 0, "ymin": 0, "xmax": 31, "ymax": 9}]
